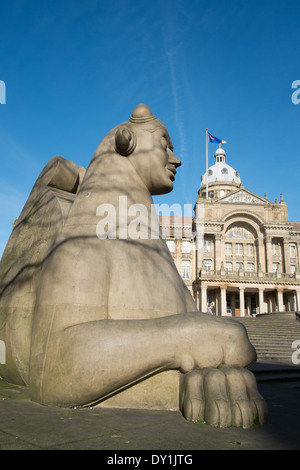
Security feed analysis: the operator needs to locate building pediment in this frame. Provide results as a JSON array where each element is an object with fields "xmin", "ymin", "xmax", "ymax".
[{"xmin": 219, "ymin": 189, "xmax": 268, "ymax": 205}]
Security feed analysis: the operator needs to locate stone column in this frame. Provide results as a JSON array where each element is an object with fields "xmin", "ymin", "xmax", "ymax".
[
  {"xmin": 277, "ymin": 289, "xmax": 284, "ymax": 312},
  {"xmin": 194, "ymin": 288, "xmax": 200, "ymax": 310},
  {"xmin": 265, "ymin": 235, "xmax": 273, "ymax": 273},
  {"xmin": 194, "ymin": 205, "xmax": 205, "ymax": 276},
  {"xmin": 259, "ymin": 288, "xmax": 265, "ymax": 314},
  {"xmin": 283, "ymin": 240, "xmax": 291, "ymax": 273},
  {"xmin": 201, "ymin": 285, "xmax": 207, "ymax": 313},
  {"xmin": 220, "ymin": 286, "xmax": 227, "ymax": 316},
  {"xmin": 257, "ymin": 235, "xmax": 266, "ymax": 273},
  {"xmin": 295, "ymin": 289, "xmax": 300, "ymax": 311},
  {"xmin": 214, "ymin": 234, "xmax": 222, "ymax": 271},
  {"xmin": 239, "ymin": 287, "xmax": 245, "ymax": 317}
]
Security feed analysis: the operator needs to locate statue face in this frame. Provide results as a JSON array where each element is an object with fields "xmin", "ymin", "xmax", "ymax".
[{"xmin": 128, "ymin": 124, "xmax": 181, "ymax": 195}]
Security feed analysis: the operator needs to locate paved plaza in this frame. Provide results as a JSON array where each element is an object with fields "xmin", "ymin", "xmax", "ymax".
[{"xmin": 1, "ymin": 363, "xmax": 299, "ymax": 451}]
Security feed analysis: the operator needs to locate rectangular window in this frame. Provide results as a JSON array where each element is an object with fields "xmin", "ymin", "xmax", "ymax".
[
  {"xmin": 204, "ymin": 239, "xmax": 212, "ymax": 252},
  {"xmin": 225, "ymin": 243, "xmax": 232, "ymax": 255},
  {"xmin": 247, "ymin": 244, "xmax": 254, "ymax": 256},
  {"xmin": 182, "ymin": 241, "xmax": 191, "ymax": 253},
  {"xmin": 181, "ymin": 260, "xmax": 191, "ymax": 279},
  {"xmin": 247, "ymin": 262, "xmax": 255, "ymax": 272},
  {"xmin": 203, "ymin": 259, "xmax": 212, "ymax": 271},
  {"xmin": 166, "ymin": 240, "xmax": 175, "ymax": 252},
  {"xmin": 291, "ymin": 265, "xmax": 296, "ymax": 274},
  {"xmin": 225, "ymin": 262, "xmax": 232, "ymax": 271},
  {"xmin": 236, "ymin": 243, "xmax": 243, "ymax": 255},
  {"xmin": 272, "ymin": 242, "xmax": 281, "ymax": 256},
  {"xmin": 273, "ymin": 263, "xmax": 281, "ymax": 273},
  {"xmin": 236, "ymin": 262, "xmax": 244, "ymax": 272},
  {"xmin": 290, "ymin": 244, "xmax": 296, "ymax": 258}
]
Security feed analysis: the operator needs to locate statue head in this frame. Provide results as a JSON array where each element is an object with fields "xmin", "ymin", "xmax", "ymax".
[{"xmin": 114, "ymin": 104, "xmax": 181, "ymax": 195}]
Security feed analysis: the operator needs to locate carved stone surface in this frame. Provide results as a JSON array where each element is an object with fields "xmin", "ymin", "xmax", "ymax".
[
  {"xmin": 0, "ymin": 104, "xmax": 267, "ymax": 427},
  {"xmin": 220, "ymin": 190, "xmax": 267, "ymax": 205}
]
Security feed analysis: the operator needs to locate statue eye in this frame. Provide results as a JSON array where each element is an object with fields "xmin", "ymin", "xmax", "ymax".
[{"xmin": 161, "ymin": 137, "xmax": 168, "ymax": 150}]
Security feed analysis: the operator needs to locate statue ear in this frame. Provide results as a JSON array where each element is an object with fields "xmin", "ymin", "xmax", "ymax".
[{"xmin": 115, "ymin": 127, "xmax": 137, "ymax": 156}]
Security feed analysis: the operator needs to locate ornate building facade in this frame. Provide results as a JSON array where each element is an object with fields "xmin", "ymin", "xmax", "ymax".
[
  {"xmin": 160, "ymin": 147, "xmax": 300, "ymax": 316},
  {"xmin": 159, "ymin": 215, "xmax": 195, "ymax": 294}
]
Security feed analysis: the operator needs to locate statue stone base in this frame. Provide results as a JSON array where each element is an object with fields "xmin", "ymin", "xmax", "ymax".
[{"xmin": 97, "ymin": 371, "xmax": 180, "ymax": 410}]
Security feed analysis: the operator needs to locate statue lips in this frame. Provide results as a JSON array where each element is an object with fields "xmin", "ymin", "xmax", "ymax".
[{"xmin": 167, "ymin": 165, "xmax": 176, "ymax": 181}]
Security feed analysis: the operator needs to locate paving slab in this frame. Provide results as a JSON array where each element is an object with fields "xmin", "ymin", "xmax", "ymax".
[{"xmin": 0, "ymin": 370, "xmax": 300, "ymax": 452}]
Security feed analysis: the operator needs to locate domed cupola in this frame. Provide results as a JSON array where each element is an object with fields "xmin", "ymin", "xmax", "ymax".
[
  {"xmin": 200, "ymin": 147, "xmax": 242, "ymax": 198},
  {"xmin": 214, "ymin": 147, "xmax": 226, "ymax": 163}
]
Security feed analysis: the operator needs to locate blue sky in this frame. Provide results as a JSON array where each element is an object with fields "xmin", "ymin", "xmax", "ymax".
[{"xmin": 0, "ymin": 0, "xmax": 299, "ymax": 257}]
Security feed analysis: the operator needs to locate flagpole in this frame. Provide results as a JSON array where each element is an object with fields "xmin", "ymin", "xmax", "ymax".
[{"xmin": 206, "ymin": 128, "xmax": 208, "ymax": 200}]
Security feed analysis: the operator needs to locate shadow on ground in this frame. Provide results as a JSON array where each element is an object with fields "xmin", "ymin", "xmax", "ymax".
[{"xmin": 0, "ymin": 363, "xmax": 299, "ymax": 450}]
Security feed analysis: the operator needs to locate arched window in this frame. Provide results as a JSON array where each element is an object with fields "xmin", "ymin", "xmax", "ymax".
[{"xmin": 226, "ymin": 227, "xmax": 253, "ymax": 239}]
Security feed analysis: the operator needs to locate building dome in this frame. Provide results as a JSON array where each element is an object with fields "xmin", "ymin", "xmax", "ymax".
[{"xmin": 202, "ymin": 147, "xmax": 241, "ymax": 186}]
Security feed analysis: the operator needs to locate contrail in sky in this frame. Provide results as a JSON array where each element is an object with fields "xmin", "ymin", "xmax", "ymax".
[{"xmin": 166, "ymin": 49, "xmax": 187, "ymax": 160}]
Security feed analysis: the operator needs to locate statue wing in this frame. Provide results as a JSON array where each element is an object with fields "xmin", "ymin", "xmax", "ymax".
[{"xmin": 0, "ymin": 156, "xmax": 85, "ymax": 384}]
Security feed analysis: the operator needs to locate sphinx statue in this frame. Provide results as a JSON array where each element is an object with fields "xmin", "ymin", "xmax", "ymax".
[{"xmin": 0, "ymin": 104, "xmax": 267, "ymax": 428}]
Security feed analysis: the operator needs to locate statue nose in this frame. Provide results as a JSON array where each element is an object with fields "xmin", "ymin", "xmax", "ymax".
[{"xmin": 168, "ymin": 151, "xmax": 181, "ymax": 168}]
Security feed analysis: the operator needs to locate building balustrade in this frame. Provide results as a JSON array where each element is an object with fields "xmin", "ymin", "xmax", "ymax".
[{"xmin": 199, "ymin": 268, "xmax": 298, "ymax": 282}]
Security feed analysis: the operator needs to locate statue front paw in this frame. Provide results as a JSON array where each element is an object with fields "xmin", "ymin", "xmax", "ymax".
[{"xmin": 179, "ymin": 366, "xmax": 268, "ymax": 428}]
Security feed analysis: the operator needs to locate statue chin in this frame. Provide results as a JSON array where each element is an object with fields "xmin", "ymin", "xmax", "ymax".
[{"xmin": 151, "ymin": 182, "xmax": 174, "ymax": 196}]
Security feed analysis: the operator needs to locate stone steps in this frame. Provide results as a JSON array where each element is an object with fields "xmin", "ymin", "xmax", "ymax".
[
  {"xmin": 249, "ymin": 364, "xmax": 300, "ymax": 383},
  {"xmin": 231, "ymin": 313, "xmax": 300, "ymax": 365}
]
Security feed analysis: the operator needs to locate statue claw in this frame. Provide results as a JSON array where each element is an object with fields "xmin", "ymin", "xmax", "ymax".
[{"xmin": 180, "ymin": 366, "xmax": 268, "ymax": 428}]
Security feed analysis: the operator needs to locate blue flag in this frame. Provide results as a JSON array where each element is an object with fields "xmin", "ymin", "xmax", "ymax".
[{"xmin": 208, "ymin": 132, "xmax": 227, "ymax": 145}]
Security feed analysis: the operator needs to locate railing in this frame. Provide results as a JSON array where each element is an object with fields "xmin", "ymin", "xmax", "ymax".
[
  {"xmin": 199, "ymin": 269, "xmax": 298, "ymax": 282},
  {"xmin": 296, "ymin": 311, "xmax": 300, "ymax": 322}
]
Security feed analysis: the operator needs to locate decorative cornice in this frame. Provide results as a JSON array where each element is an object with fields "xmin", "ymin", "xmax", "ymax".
[{"xmin": 263, "ymin": 224, "xmax": 294, "ymax": 233}]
